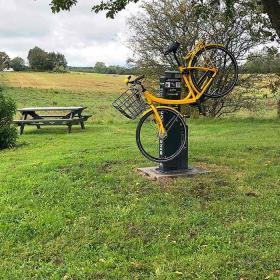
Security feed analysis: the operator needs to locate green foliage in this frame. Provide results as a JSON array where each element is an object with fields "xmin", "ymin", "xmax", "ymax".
[
  {"xmin": 91, "ymin": 0, "xmax": 139, "ymax": 18},
  {"xmin": 28, "ymin": 47, "xmax": 51, "ymax": 71},
  {"xmin": 241, "ymin": 47, "xmax": 280, "ymax": 74},
  {"xmin": 10, "ymin": 57, "xmax": 26, "ymax": 71},
  {"xmin": 68, "ymin": 66, "xmax": 95, "ymax": 72},
  {"xmin": 260, "ymin": 0, "xmax": 280, "ymax": 39},
  {"xmin": 28, "ymin": 47, "xmax": 68, "ymax": 72},
  {"xmin": 91, "ymin": 61, "xmax": 137, "ymax": 74},
  {"xmin": 0, "ymin": 51, "xmax": 11, "ymax": 71},
  {"xmin": 50, "ymin": 0, "xmax": 139, "ymax": 18},
  {"xmin": 50, "ymin": 0, "xmax": 77, "ymax": 12},
  {"xmin": 69, "ymin": 64, "xmax": 137, "ymax": 74},
  {"xmin": 0, "ymin": 88, "xmax": 17, "ymax": 149},
  {"xmin": 188, "ymin": 0, "xmax": 279, "ymax": 39},
  {"xmin": 48, "ymin": 52, "xmax": 68, "ymax": 71},
  {"xmin": 93, "ymin": 61, "xmax": 107, "ymax": 73}
]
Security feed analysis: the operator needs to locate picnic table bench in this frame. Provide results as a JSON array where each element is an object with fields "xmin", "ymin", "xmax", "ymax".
[{"xmin": 14, "ymin": 107, "xmax": 92, "ymax": 135}]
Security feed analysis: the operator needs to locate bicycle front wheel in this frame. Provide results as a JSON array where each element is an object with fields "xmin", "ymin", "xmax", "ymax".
[
  {"xmin": 190, "ymin": 45, "xmax": 238, "ymax": 98},
  {"xmin": 136, "ymin": 107, "xmax": 186, "ymax": 163}
]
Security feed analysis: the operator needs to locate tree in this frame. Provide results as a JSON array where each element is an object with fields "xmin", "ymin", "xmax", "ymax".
[
  {"xmin": 127, "ymin": 0, "xmax": 273, "ymax": 117},
  {"xmin": 93, "ymin": 62, "xmax": 107, "ymax": 74},
  {"xmin": 0, "ymin": 87, "xmax": 17, "ymax": 149},
  {"xmin": 50, "ymin": 0, "xmax": 140, "ymax": 18},
  {"xmin": 28, "ymin": 47, "xmax": 51, "ymax": 71},
  {"xmin": 260, "ymin": 0, "xmax": 280, "ymax": 38},
  {"xmin": 128, "ymin": 0, "xmax": 272, "ymax": 72},
  {"xmin": 207, "ymin": 0, "xmax": 280, "ymax": 39},
  {"xmin": 27, "ymin": 47, "xmax": 67, "ymax": 71},
  {"xmin": 0, "ymin": 52, "xmax": 10, "ymax": 71},
  {"xmin": 49, "ymin": 0, "xmax": 280, "ymax": 39},
  {"xmin": 10, "ymin": 57, "xmax": 26, "ymax": 71},
  {"xmin": 48, "ymin": 52, "xmax": 68, "ymax": 71}
]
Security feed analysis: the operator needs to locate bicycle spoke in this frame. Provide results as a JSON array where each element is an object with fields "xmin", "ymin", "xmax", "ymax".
[{"xmin": 165, "ymin": 114, "xmax": 179, "ymax": 133}]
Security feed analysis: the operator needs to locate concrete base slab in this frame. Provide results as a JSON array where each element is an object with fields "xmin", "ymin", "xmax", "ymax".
[{"xmin": 137, "ymin": 166, "xmax": 210, "ymax": 180}]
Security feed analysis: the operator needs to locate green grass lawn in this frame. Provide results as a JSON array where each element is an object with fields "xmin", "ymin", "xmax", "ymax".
[{"xmin": 0, "ymin": 77, "xmax": 280, "ymax": 279}]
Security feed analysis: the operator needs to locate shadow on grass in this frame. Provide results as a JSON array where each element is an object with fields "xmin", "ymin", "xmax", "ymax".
[
  {"xmin": 19, "ymin": 126, "xmax": 93, "ymax": 135},
  {"xmin": 19, "ymin": 124, "xmax": 125, "ymax": 135},
  {"xmin": 14, "ymin": 142, "xmax": 29, "ymax": 148}
]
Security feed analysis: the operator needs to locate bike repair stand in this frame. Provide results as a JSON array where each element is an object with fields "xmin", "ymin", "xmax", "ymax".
[{"xmin": 137, "ymin": 71, "xmax": 209, "ymax": 180}]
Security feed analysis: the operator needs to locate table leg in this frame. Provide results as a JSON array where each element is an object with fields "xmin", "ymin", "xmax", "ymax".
[
  {"xmin": 67, "ymin": 124, "xmax": 72, "ymax": 133},
  {"xmin": 78, "ymin": 110, "xmax": 85, "ymax": 129},
  {"xmin": 19, "ymin": 113, "xmax": 28, "ymax": 135},
  {"xmin": 19, "ymin": 125, "xmax": 25, "ymax": 135},
  {"xmin": 28, "ymin": 111, "xmax": 41, "ymax": 130}
]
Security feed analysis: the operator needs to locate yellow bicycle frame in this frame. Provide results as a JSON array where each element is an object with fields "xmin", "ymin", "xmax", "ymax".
[{"xmin": 141, "ymin": 42, "xmax": 222, "ymax": 136}]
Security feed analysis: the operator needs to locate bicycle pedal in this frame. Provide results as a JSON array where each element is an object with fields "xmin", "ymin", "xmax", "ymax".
[
  {"xmin": 198, "ymin": 107, "xmax": 206, "ymax": 116},
  {"xmin": 182, "ymin": 114, "xmax": 191, "ymax": 119},
  {"xmin": 196, "ymin": 101, "xmax": 206, "ymax": 116}
]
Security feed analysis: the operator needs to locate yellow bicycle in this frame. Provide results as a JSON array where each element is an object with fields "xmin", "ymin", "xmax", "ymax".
[{"xmin": 113, "ymin": 41, "xmax": 238, "ymax": 162}]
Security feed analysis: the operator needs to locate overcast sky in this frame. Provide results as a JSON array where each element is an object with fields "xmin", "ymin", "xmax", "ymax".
[{"xmin": 0, "ymin": 0, "xmax": 139, "ymax": 66}]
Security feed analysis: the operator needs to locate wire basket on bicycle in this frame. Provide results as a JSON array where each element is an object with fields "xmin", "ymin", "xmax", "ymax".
[{"xmin": 112, "ymin": 87, "xmax": 147, "ymax": 119}]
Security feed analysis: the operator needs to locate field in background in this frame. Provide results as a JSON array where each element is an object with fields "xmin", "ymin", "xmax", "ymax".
[
  {"xmin": 0, "ymin": 72, "xmax": 126, "ymax": 93},
  {"xmin": 0, "ymin": 72, "xmax": 279, "ymax": 279}
]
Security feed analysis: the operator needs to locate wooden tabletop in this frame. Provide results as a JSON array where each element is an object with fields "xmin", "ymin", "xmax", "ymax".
[{"xmin": 18, "ymin": 107, "xmax": 86, "ymax": 112}]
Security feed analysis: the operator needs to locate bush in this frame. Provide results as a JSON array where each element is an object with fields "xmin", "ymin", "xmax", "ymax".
[
  {"xmin": 0, "ymin": 89, "xmax": 17, "ymax": 150},
  {"xmin": 10, "ymin": 57, "xmax": 26, "ymax": 71}
]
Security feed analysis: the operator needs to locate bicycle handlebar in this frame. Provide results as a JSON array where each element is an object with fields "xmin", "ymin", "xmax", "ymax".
[
  {"xmin": 164, "ymin": 42, "xmax": 180, "ymax": 56},
  {"xmin": 133, "ymin": 75, "xmax": 145, "ymax": 83},
  {"xmin": 125, "ymin": 75, "xmax": 146, "ymax": 91},
  {"xmin": 127, "ymin": 75, "xmax": 145, "ymax": 84}
]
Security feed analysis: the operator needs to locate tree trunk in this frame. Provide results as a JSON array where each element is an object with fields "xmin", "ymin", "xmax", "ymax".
[{"xmin": 261, "ymin": 0, "xmax": 280, "ymax": 38}]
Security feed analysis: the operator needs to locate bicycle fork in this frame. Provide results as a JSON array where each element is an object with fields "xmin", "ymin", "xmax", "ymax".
[{"xmin": 150, "ymin": 104, "xmax": 167, "ymax": 139}]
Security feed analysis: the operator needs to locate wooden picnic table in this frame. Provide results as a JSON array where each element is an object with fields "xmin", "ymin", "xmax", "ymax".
[{"xmin": 14, "ymin": 106, "xmax": 92, "ymax": 135}]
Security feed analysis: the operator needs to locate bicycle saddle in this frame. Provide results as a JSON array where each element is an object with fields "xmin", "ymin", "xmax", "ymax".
[{"xmin": 164, "ymin": 42, "xmax": 181, "ymax": 55}]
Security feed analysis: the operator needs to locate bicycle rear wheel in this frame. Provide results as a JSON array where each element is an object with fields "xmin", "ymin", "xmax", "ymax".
[
  {"xmin": 190, "ymin": 45, "xmax": 238, "ymax": 98},
  {"xmin": 136, "ymin": 107, "xmax": 186, "ymax": 163}
]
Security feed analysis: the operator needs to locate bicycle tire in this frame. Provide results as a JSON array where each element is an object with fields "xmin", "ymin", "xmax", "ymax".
[
  {"xmin": 190, "ymin": 45, "xmax": 238, "ymax": 98},
  {"xmin": 136, "ymin": 107, "xmax": 187, "ymax": 163}
]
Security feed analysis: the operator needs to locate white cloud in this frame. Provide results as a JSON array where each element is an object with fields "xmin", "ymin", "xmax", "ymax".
[{"xmin": 0, "ymin": 0, "xmax": 139, "ymax": 66}]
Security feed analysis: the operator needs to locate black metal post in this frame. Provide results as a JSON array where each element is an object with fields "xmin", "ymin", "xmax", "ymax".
[{"xmin": 158, "ymin": 71, "xmax": 188, "ymax": 173}]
